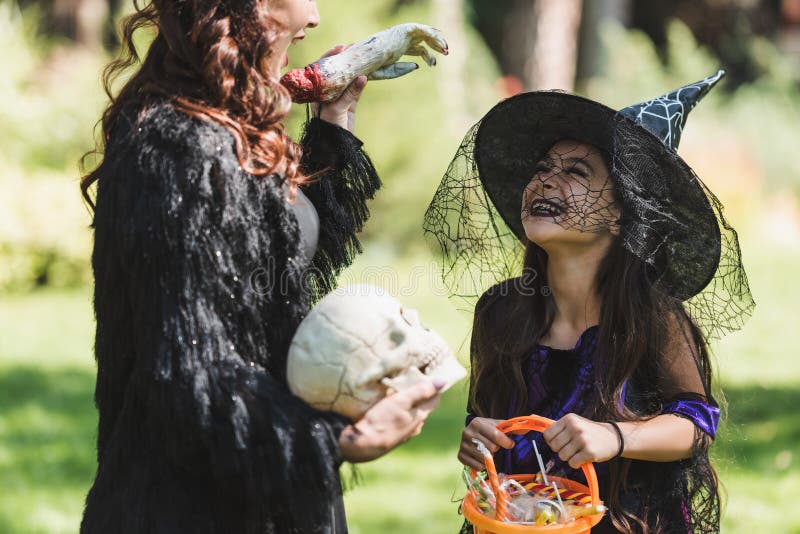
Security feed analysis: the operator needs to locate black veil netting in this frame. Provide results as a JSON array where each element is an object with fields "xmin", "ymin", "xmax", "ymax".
[{"xmin": 422, "ymin": 94, "xmax": 754, "ymax": 339}]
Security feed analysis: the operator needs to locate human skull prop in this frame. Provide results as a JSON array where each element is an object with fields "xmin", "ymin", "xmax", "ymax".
[{"xmin": 287, "ymin": 284, "xmax": 466, "ymax": 420}]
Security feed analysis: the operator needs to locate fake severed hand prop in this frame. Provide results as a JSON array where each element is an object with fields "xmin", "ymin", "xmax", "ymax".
[{"xmin": 281, "ymin": 23, "xmax": 449, "ymax": 103}]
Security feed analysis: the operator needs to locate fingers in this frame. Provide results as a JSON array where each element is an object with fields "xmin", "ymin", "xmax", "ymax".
[
  {"xmin": 457, "ymin": 416, "xmax": 523, "ymax": 470},
  {"xmin": 317, "ymin": 75, "xmax": 367, "ymax": 130},
  {"xmin": 422, "ymin": 28, "xmax": 449, "ymax": 55},
  {"xmin": 344, "ymin": 75, "xmax": 367, "ymax": 110},
  {"xmin": 545, "ymin": 427, "xmax": 571, "ymax": 454},
  {"xmin": 465, "ymin": 418, "xmax": 514, "ymax": 453},
  {"xmin": 543, "ymin": 416, "xmax": 568, "ymax": 448},
  {"xmin": 555, "ymin": 436, "xmax": 581, "ymax": 464},
  {"xmin": 392, "ymin": 381, "xmax": 441, "ymax": 440},
  {"xmin": 476, "ymin": 424, "xmax": 514, "ymax": 451},
  {"xmin": 544, "ymin": 414, "xmax": 599, "ymax": 468},
  {"xmin": 412, "ymin": 393, "xmax": 441, "ymax": 415},
  {"xmin": 567, "ymin": 449, "xmax": 591, "ymax": 469},
  {"xmin": 396, "ymin": 379, "xmax": 444, "ymax": 417},
  {"xmin": 400, "ymin": 380, "xmax": 441, "ymax": 407},
  {"xmin": 458, "ymin": 445, "xmax": 485, "ymax": 471},
  {"xmin": 368, "ymin": 62, "xmax": 419, "ymax": 81},
  {"xmin": 458, "ymin": 428, "xmax": 491, "ymax": 470},
  {"xmin": 405, "ymin": 45, "xmax": 436, "ymax": 67}
]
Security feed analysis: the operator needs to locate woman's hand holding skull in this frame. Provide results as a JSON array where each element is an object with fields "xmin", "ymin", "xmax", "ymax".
[{"xmin": 339, "ymin": 380, "xmax": 444, "ymax": 463}]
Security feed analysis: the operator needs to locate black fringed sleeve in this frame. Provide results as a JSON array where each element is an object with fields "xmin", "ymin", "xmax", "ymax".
[{"xmin": 299, "ymin": 118, "xmax": 381, "ymax": 297}]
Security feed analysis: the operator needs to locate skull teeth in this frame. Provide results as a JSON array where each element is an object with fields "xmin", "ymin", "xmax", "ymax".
[{"xmin": 417, "ymin": 346, "xmax": 444, "ymax": 374}]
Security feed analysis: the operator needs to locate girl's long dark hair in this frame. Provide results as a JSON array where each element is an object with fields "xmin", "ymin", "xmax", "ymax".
[
  {"xmin": 468, "ymin": 238, "xmax": 721, "ymax": 533},
  {"xmin": 81, "ymin": 0, "xmax": 306, "ymax": 210}
]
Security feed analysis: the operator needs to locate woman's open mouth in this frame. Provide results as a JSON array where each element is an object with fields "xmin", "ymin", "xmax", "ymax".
[{"xmin": 527, "ymin": 198, "xmax": 565, "ymax": 218}]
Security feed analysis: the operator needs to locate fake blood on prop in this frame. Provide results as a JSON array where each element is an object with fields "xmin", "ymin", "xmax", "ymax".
[{"xmin": 281, "ymin": 64, "xmax": 326, "ymax": 104}]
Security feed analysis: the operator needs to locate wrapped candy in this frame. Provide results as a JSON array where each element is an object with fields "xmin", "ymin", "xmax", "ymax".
[
  {"xmin": 462, "ymin": 416, "xmax": 606, "ymax": 531},
  {"xmin": 462, "ymin": 467, "xmax": 606, "ymax": 526}
]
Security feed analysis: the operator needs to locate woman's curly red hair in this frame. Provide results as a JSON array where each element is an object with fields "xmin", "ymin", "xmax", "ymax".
[{"xmin": 81, "ymin": 0, "xmax": 306, "ymax": 209}]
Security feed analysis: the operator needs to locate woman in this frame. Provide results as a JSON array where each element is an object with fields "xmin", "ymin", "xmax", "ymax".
[
  {"xmin": 424, "ymin": 71, "xmax": 754, "ymax": 532},
  {"xmin": 79, "ymin": 1, "xmax": 441, "ymax": 532}
]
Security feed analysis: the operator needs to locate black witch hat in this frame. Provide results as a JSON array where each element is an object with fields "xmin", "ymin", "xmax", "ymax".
[{"xmin": 424, "ymin": 70, "xmax": 754, "ymax": 337}]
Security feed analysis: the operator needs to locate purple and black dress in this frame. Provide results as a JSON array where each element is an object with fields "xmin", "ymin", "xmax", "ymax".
[{"xmin": 465, "ymin": 325, "xmax": 720, "ymax": 534}]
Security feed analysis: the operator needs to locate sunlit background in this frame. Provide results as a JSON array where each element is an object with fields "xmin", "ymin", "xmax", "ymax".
[{"xmin": 1, "ymin": 0, "xmax": 799, "ymax": 532}]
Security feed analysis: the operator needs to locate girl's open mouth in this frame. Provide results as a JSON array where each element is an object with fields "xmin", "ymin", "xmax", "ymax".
[{"xmin": 528, "ymin": 199, "xmax": 565, "ymax": 218}]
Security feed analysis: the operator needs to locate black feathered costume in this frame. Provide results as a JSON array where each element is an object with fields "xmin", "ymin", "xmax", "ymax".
[{"xmin": 81, "ymin": 97, "xmax": 380, "ymax": 534}]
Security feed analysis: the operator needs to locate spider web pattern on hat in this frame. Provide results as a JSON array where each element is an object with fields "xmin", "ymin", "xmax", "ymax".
[{"xmin": 619, "ymin": 69, "xmax": 725, "ymax": 150}]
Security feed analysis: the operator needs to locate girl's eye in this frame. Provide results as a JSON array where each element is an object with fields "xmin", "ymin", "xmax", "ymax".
[
  {"xmin": 568, "ymin": 167, "xmax": 588, "ymax": 178},
  {"xmin": 535, "ymin": 164, "xmax": 551, "ymax": 174}
]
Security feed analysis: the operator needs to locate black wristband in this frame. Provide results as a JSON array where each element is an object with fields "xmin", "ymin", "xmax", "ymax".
[{"xmin": 606, "ymin": 420, "xmax": 625, "ymax": 459}]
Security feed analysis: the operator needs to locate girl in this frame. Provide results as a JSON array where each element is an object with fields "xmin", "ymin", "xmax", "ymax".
[
  {"xmin": 425, "ymin": 71, "xmax": 753, "ymax": 533},
  {"xmin": 79, "ymin": 0, "xmax": 442, "ymax": 532}
]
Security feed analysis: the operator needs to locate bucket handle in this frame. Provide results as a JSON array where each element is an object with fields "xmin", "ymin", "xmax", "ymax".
[{"xmin": 495, "ymin": 415, "xmax": 601, "ymax": 507}]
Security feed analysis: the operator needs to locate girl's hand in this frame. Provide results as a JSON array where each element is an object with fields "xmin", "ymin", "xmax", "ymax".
[
  {"xmin": 457, "ymin": 417, "xmax": 515, "ymax": 470},
  {"xmin": 312, "ymin": 44, "xmax": 367, "ymax": 133},
  {"xmin": 338, "ymin": 380, "xmax": 443, "ymax": 463},
  {"xmin": 543, "ymin": 413, "xmax": 622, "ymax": 469}
]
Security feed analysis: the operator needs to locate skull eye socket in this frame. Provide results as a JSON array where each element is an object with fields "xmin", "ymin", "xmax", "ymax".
[{"xmin": 389, "ymin": 330, "xmax": 406, "ymax": 345}]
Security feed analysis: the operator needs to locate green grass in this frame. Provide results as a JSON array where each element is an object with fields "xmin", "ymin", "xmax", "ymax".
[
  {"xmin": 3, "ymin": 0, "xmax": 799, "ymax": 531},
  {"xmin": 1, "ymin": 234, "xmax": 799, "ymax": 533}
]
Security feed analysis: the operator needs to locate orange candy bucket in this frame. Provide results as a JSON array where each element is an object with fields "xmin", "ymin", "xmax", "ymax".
[{"xmin": 462, "ymin": 415, "xmax": 605, "ymax": 534}]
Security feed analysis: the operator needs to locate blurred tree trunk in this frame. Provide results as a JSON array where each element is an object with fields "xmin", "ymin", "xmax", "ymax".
[
  {"xmin": 58, "ymin": 0, "xmax": 108, "ymax": 48},
  {"xmin": 468, "ymin": 0, "xmax": 583, "ymax": 91},
  {"xmin": 497, "ymin": 0, "xmax": 537, "ymax": 89},
  {"xmin": 432, "ymin": 0, "xmax": 473, "ymax": 131},
  {"xmin": 524, "ymin": 0, "xmax": 583, "ymax": 90},
  {"xmin": 577, "ymin": 0, "xmax": 632, "ymax": 81},
  {"xmin": 18, "ymin": 0, "xmax": 119, "ymax": 50}
]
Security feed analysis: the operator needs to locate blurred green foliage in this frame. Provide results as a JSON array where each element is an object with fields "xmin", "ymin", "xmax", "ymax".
[
  {"xmin": 586, "ymin": 20, "xmax": 800, "ymax": 195},
  {"xmin": 2, "ymin": 0, "xmax": 799, "ymax": 293},
  {"xmin": 1, "ymin": 0, "xmax": 799, "ymax": 531},
  {"xmin": 0, "ymin": 3, "xmax": 104, "ymax": 292}
]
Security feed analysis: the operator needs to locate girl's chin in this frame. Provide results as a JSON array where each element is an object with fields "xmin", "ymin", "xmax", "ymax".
[
  {"xmin": 522, "ymin": 219, "xmax": 567, "ymax": 243},
  {"xmin": 282, "ymin": 54, "xmax": 289, "ymax": 68}
]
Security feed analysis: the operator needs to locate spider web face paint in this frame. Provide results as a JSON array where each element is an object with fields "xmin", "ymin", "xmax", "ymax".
[{"xmin": 520, "ymin": 141, "xmax": 620, "ymax": 240}]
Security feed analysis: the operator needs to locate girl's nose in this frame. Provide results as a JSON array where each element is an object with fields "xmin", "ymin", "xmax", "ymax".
[{"xmin": 536, "ymin": 171, "xmax": 558, "ymax": 191}]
